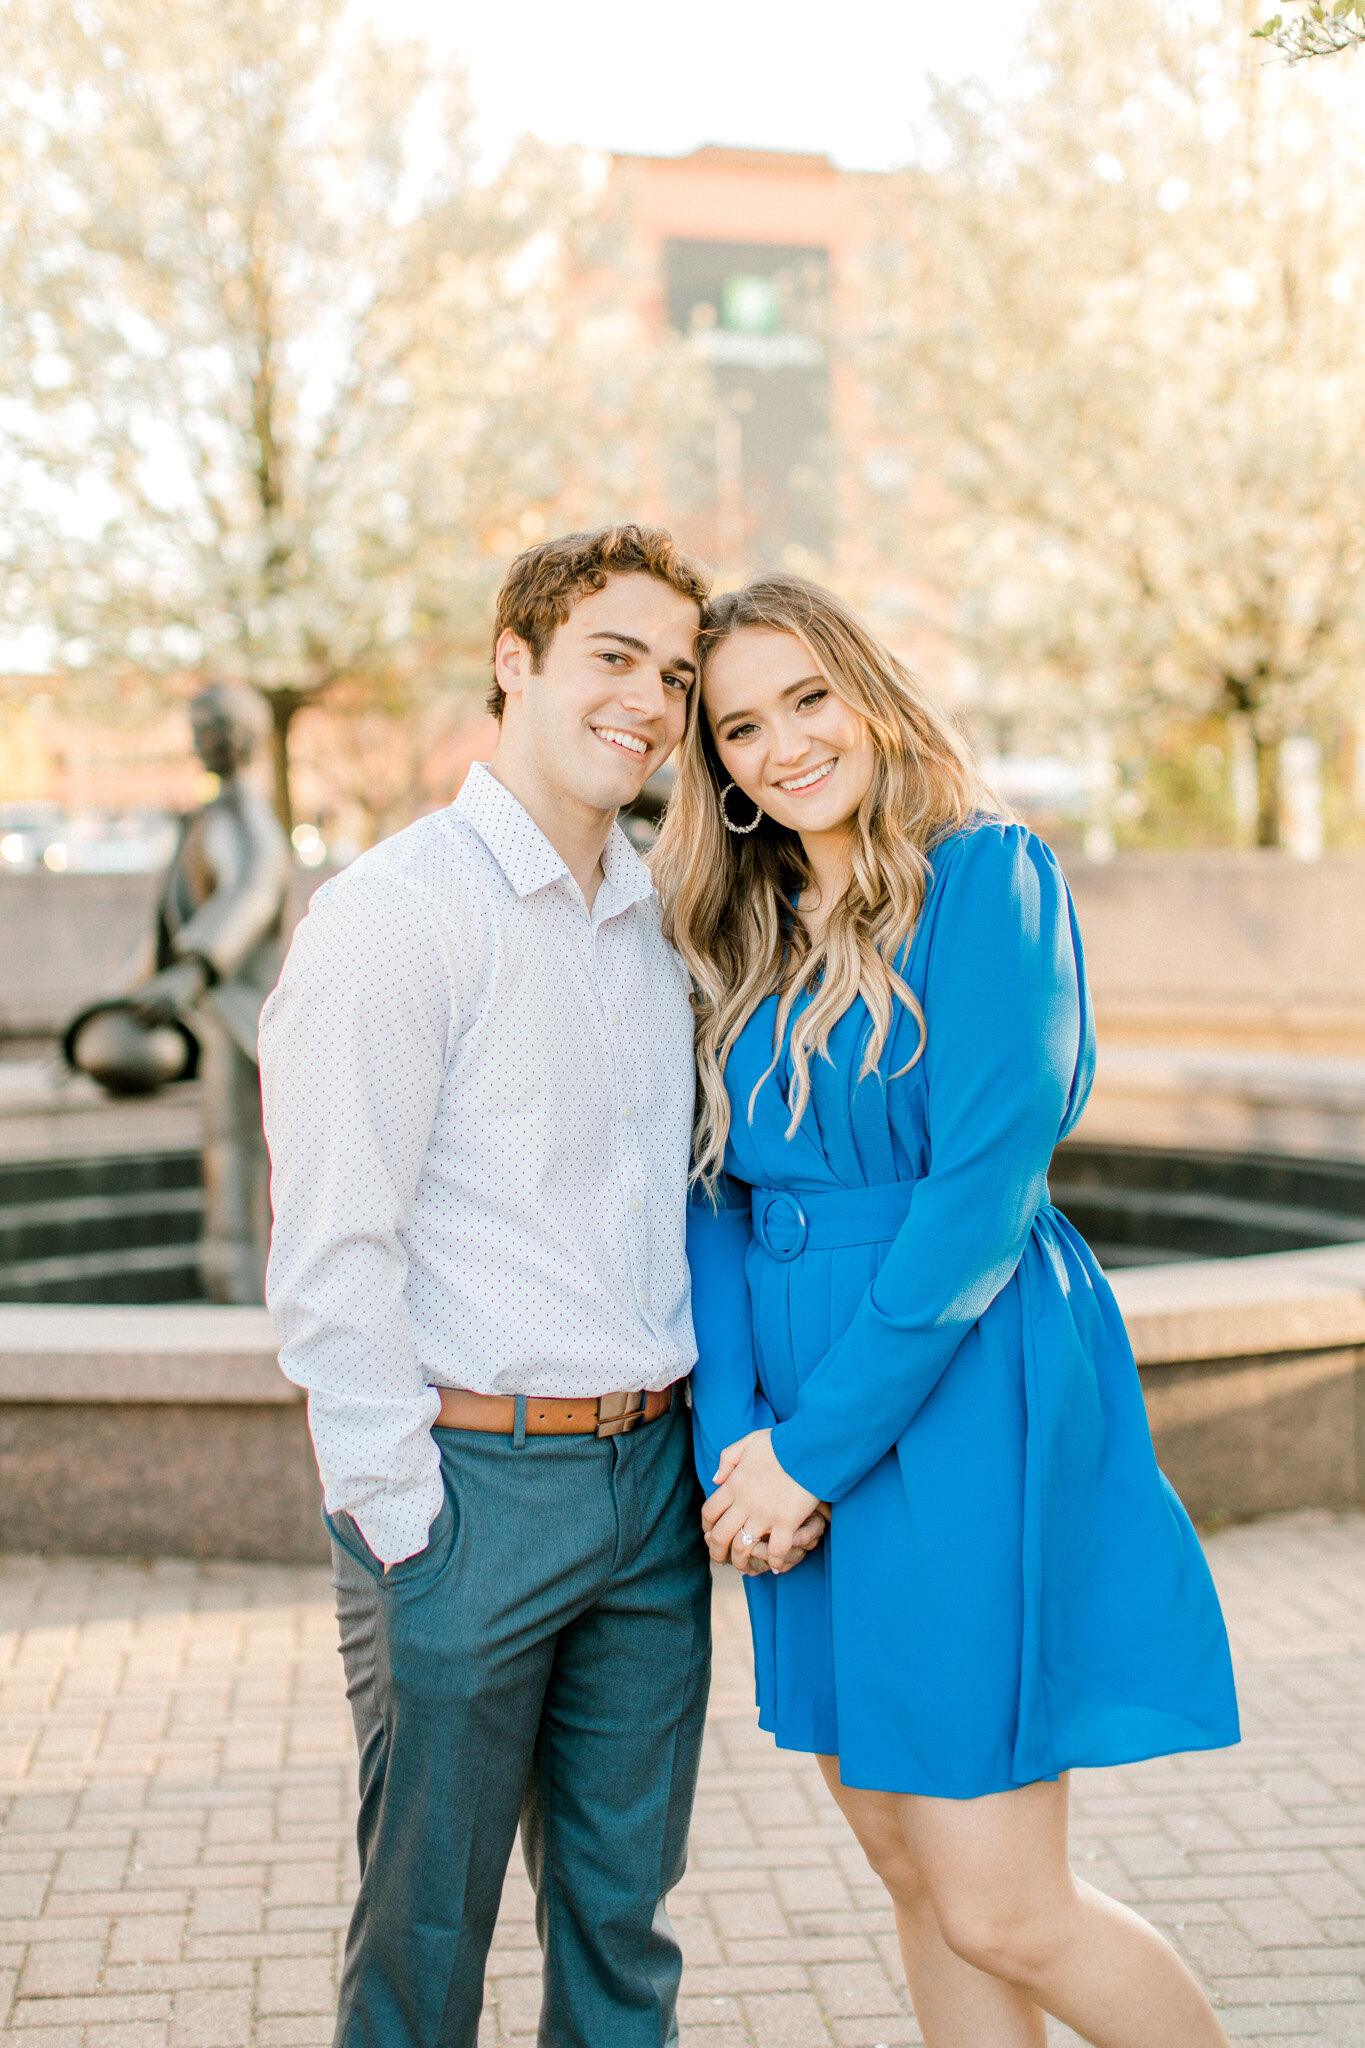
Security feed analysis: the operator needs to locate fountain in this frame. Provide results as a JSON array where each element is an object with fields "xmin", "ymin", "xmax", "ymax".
[{"xmin": 3, "ymin": 818, "xmax": 1365, "ymax": 1556}]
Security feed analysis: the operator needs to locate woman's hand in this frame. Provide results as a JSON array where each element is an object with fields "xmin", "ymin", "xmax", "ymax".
[
  {"xmin": 702, "ymin": 1429, "xmax": 820, "ymax": 1572},
  {"xmin": 729, "ymin": 1502, "xmax": 830, "ymax": 1576}
]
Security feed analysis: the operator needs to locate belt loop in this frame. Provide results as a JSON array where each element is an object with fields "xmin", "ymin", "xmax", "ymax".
[{"xmin": 513, "ymin": 1395, "xmax": 527, "ymax": 1449}]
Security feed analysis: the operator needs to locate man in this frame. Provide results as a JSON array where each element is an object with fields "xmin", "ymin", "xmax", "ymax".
[{"xmin": 259, "ymin": 526, "xmax": 713, "ymax": 2048}]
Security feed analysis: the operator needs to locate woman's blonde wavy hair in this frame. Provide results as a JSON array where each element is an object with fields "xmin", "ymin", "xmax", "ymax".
[{"xmin": 652, "ymin": 573, "xmax": 1002, "ymax": 1193}]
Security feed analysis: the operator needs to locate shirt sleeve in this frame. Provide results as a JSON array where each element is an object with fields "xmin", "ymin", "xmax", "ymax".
[
  {"xmin": 258, "ymin": 870, "xmax": 461, "ymax": 1565},
  {"xmin": 686, "ymin": 1174, "xmax": 776, "ymax": 1497},
  {"xmin": 769, "ymin": 825, "xmax": 1083, "ymax": 1505}
]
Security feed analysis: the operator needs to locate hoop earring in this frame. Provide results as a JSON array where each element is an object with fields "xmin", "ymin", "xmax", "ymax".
[{"xmin": 719, "ymin": 781, "xmax": 763, "ymax": 835}]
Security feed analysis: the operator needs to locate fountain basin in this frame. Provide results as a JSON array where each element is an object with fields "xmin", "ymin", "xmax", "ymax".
[
  {"xmin": 3, "ymin": 1055, "xmax": 1365, "ymax": 1553},
  {"xmin": 0, "ymin": 1238, "xmax": 1362, "ymax": 1557}
]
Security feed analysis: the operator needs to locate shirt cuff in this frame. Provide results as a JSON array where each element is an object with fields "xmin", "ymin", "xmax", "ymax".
[{"xmin": 346, "ymin": 1471, "xmax": 446, "ymax": 1568}]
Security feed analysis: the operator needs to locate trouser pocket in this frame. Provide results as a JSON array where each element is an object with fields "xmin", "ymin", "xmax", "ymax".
[{"xmin": 325, "ymin": 1489, "xmax": 457, "ymax": 1590}]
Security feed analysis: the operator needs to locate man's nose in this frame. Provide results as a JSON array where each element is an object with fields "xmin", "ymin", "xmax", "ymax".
[{"xmin": 619, "ymin": 668, "xmax": 667, "ymax": 715}]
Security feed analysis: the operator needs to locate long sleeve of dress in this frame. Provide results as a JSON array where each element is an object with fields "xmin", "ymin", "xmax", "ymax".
[
  {"xmin": 259, "ymin": 872, "xmax": 459, "ymax": 1564},
  {"xmin": 770, "ymin": 826, "xmax": 1085, "ymax": 1505},
  {"xmin": 686, "ymin": 1175, "xmax": 775, "ymax": 1496}
]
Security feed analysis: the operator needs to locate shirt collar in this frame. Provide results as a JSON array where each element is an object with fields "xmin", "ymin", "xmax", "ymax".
[
  {"xmin": 454, "ymin": 761, "xmax": 655, "ymax": 914},
  {"xmin": 598, "ymin": 817, "xmax": 656, "ymax": 916}
]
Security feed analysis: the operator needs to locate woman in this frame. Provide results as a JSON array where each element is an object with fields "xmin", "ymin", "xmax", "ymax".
[{"xmin": 652, "ymin": 574, "xmax": 1239, "ymax": 2048}]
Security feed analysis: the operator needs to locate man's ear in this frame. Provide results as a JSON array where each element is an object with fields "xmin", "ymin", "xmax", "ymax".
[{"xmin": 494, "ymin": 629, "xmax": 533, "ymax": 703}]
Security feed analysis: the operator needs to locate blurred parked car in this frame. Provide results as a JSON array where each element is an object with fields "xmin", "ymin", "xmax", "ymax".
[{"xmin": 0, "ymin": 805, "xmax": 179, "ymax": 875}]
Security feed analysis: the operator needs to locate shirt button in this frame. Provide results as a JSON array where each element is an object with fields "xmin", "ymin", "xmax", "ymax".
[
  {"xmin": 622, "ymin": 1104, "xmax": 634, "ymax": 1122},
  {"xmin": 611, "ymin": 1010, "xmax": 624, "ymax": 1027},
  {"xmin": 629, "ymin": 1195, "xmax": 644, "ymax": 1214},
  {"xmin": 640, "ymin": 1289, "xmax": 650, "ymax": 1310}
]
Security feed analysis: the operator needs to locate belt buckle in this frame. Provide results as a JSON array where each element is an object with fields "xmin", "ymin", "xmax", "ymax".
[
  {"xmin": 595, "ymin": 1390, "xmax": 645, "ymax": 1439},
  {"xmin": 754, "ymin": 1191, "xmax": 808, "ymax": 1262}
]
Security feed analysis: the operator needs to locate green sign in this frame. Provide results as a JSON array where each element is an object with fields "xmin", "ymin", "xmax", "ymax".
[{"xmin": 720, "ymin": 274, "xmax": 780, "ymax": 335}]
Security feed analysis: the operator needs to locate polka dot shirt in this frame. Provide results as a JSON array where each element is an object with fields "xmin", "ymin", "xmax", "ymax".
[{"xmin": 258, "ymin": 763, "xmax": 698, "ymax": 1564}]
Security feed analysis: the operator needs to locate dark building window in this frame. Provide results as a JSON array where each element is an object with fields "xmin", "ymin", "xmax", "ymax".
[{"xmin": 664, "ymin": 238, "xmax": 832, "ymax": 567}]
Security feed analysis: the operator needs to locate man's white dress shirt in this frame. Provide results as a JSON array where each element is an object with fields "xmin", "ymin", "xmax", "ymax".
[{"xmin": 259, "ymin": 764, "xmax": 698, "ymax": 1565}]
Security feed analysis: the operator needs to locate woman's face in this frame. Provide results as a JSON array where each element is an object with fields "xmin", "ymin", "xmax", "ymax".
[{"xmin": 702, "ymin": 628, "xmax": 876, "ymax": 840}]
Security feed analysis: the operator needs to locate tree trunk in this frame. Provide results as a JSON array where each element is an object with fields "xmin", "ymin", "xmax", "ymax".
[
  {"xmin": 1253, "ymin": 728, "xmax": 1279, "ymax": 848},
  {"xmin": 1227, "ymin": 714, "xmax": 1258, "ymax": 846},
  {"xmin": 267, "ymin": 693, "xmax": 298, "ymax": 839}
]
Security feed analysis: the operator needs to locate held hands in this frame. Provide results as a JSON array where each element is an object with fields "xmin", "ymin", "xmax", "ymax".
[
  {"xmin": 702, "ymin": 1428, "xmax": 823, "ymax": 1574},
  {"xmin": 729, "ymin": 1505, "xmax": 830, "ymax": 1578}
]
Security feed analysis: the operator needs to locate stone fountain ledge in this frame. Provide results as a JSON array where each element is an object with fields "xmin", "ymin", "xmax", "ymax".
[
  {"xmin": 1078, "ymin": 1044, "xmax": 1365, "ymax": 1161},
  {"xmin": 1111, "ymin": 1237, "xmax": 1365, "ymax": 1363},
  {"xmin": 0, "ymin": 1302, "xmax": 289, "ymax": 1400},
  {"xmin": 0, "ymin": 1247, "xmax": 1363, "ymax": 1557},
  {"xmin": 0, "ymin": 1301, "xmax": 319, "ymax": 1562},
  {"xmin": 1110, "ymin": 1241, "xmax": 1365, "ymax": 1521},
  {"xmin": 0, "ymin": 1055, "xmax": 202, "ymax": 1163},
  {"xmin": 0, "ymin": 1302, "xmax": 286, "ymax": 1400}
]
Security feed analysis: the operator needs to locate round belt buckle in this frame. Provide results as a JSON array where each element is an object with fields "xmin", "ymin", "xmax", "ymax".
[{"xmin": 754, "ymin": 1191, "xmax": 808, "ymax": 1262}]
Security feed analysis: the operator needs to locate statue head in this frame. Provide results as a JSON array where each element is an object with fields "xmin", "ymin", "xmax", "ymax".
[{"xmin": 190, "ymin": 684, "xmax": 269, "ymax": 779}]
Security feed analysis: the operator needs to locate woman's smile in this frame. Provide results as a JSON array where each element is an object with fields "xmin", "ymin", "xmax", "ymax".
[{"xmin": 775, "ymin": 757, "xmax": 837, "ymax": 795}]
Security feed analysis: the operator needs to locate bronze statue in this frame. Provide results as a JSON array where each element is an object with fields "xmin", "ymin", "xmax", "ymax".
[{"xmin": 65, "ymin": 684, "xmax": 292, "ymax": 1304}]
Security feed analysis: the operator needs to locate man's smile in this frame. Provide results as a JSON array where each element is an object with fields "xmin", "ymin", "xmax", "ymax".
[{"xmin": 592, "ymin": 725, "xmax": 650, "ymax": 757}]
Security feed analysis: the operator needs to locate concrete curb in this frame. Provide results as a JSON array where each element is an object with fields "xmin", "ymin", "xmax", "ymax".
[{"xmin": 0, "ymin": 1303, "xmax": 295, "ymax": 1400}]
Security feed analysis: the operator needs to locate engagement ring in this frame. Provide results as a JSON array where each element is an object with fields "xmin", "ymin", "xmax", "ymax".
[{"xmin": 738, "ymin": 1528, "xmax": 754, "ymax": 1546}]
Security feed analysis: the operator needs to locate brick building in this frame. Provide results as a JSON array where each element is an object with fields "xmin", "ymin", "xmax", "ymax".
[{"xmin": 606, "ymin": 144, "xmax": 879, "ymax": 580}]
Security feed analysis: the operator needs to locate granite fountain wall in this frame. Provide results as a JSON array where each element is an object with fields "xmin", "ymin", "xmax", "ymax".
[{"xmin": 2, "ymin": 852, "xmax": 1365, "ymax": 1558}]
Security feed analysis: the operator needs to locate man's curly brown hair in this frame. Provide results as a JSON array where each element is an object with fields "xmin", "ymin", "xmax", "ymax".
[{"xmin": 487, "ymin": 524, "xmax": 711, "ymax": 719}]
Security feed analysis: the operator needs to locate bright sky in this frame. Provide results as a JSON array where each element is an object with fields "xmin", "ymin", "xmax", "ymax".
[{"xmin": 378, "ymin": 0, "xmax": 1031, "ymax": 171}]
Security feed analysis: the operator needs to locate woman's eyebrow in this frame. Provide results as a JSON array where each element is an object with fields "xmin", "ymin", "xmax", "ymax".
[{"xmin": 718, "ymin": 675, "xmax": 825, "ymax": 723}]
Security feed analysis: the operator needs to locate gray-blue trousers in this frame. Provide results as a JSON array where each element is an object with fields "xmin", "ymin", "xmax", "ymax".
[{"xmin": 326, "ymin": 1397, "xmax": 711, "ymax": 2048}]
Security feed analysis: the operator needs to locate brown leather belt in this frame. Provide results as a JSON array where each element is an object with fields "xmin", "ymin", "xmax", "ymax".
[{"xmin": 433, "ymin": 1385, "xmax": 673, "ymax": 1440}]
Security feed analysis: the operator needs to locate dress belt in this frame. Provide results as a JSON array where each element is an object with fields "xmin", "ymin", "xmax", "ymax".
[
  {"xmin": 749, "ymin": 1180, "xmax": 916, "ymax": 1262},
  {"xmin": 432, "ymin": 1385, "xmax": 673, "ymax": 1439}
]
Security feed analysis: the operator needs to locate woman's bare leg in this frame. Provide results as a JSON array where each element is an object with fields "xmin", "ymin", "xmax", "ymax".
[
  {"xmin": 816, "ymin": 1756, "xmax": 1046, "ymax": 2048},
  {"xmin": 898, "ymin": 1775, "xmax": 1229, "ymax": 2047}
]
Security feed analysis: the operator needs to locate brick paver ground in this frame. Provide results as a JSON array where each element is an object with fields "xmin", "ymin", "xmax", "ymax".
[{"xmin": 3, "ymin": 1512, "xmax": 1365, "ymax": 2046}]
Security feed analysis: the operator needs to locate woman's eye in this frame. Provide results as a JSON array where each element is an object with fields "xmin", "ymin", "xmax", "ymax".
[
  {"xmin": 724, "ymin": 723, "xmax": 756, "ymax": 742},
  {"xmin": 797, "ymin": 689, "xmax": 827, "ymax": 711}
]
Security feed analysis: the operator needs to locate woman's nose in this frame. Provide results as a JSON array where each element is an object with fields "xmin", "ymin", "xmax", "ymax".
[{"xmin": 769, "ymin": 725, "xmax": 810, "ymax": 766}]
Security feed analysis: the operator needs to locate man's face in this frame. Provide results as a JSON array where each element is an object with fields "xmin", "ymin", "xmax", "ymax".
[{"xmin": 494, "ymin": 573, "xmax": 700, "ymax": 813}]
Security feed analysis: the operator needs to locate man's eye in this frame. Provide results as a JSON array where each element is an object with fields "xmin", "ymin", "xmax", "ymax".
[{"xmin": 664, "ymin": 673, "xmax": 690, "ymax": 692}]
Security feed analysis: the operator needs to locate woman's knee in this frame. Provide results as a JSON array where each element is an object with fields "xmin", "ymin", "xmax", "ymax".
[
  {"xmin": 866, "ymin": 1835, "xmax": 931, "ymax": 1908},
  {"xmin": 819, "ymin": 1773, "xmax": 931, "ymax": 1910},
  {"xmin": 838, "ymin": 1814, "xmax": 932, "ymax": 1912},
  {"xmin": 932, "ymin": 1887, "xmax": 1070, "ymax": 1985}
]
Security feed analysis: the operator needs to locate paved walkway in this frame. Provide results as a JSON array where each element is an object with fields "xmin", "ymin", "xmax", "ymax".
[{"xmin": 2, "ymin": 1514, "xmax": 1365, "ymax": 2047}]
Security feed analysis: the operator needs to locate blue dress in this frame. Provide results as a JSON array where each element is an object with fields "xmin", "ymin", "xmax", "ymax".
[{"xmin": 686, "ymin": 821, "xmax": 1239, "ymax": 1798}]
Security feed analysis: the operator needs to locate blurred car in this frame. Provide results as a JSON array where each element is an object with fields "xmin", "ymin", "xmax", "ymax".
[{"xmin": 0, "ymin": 805, "xmax": 179, "ymax": 875}]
